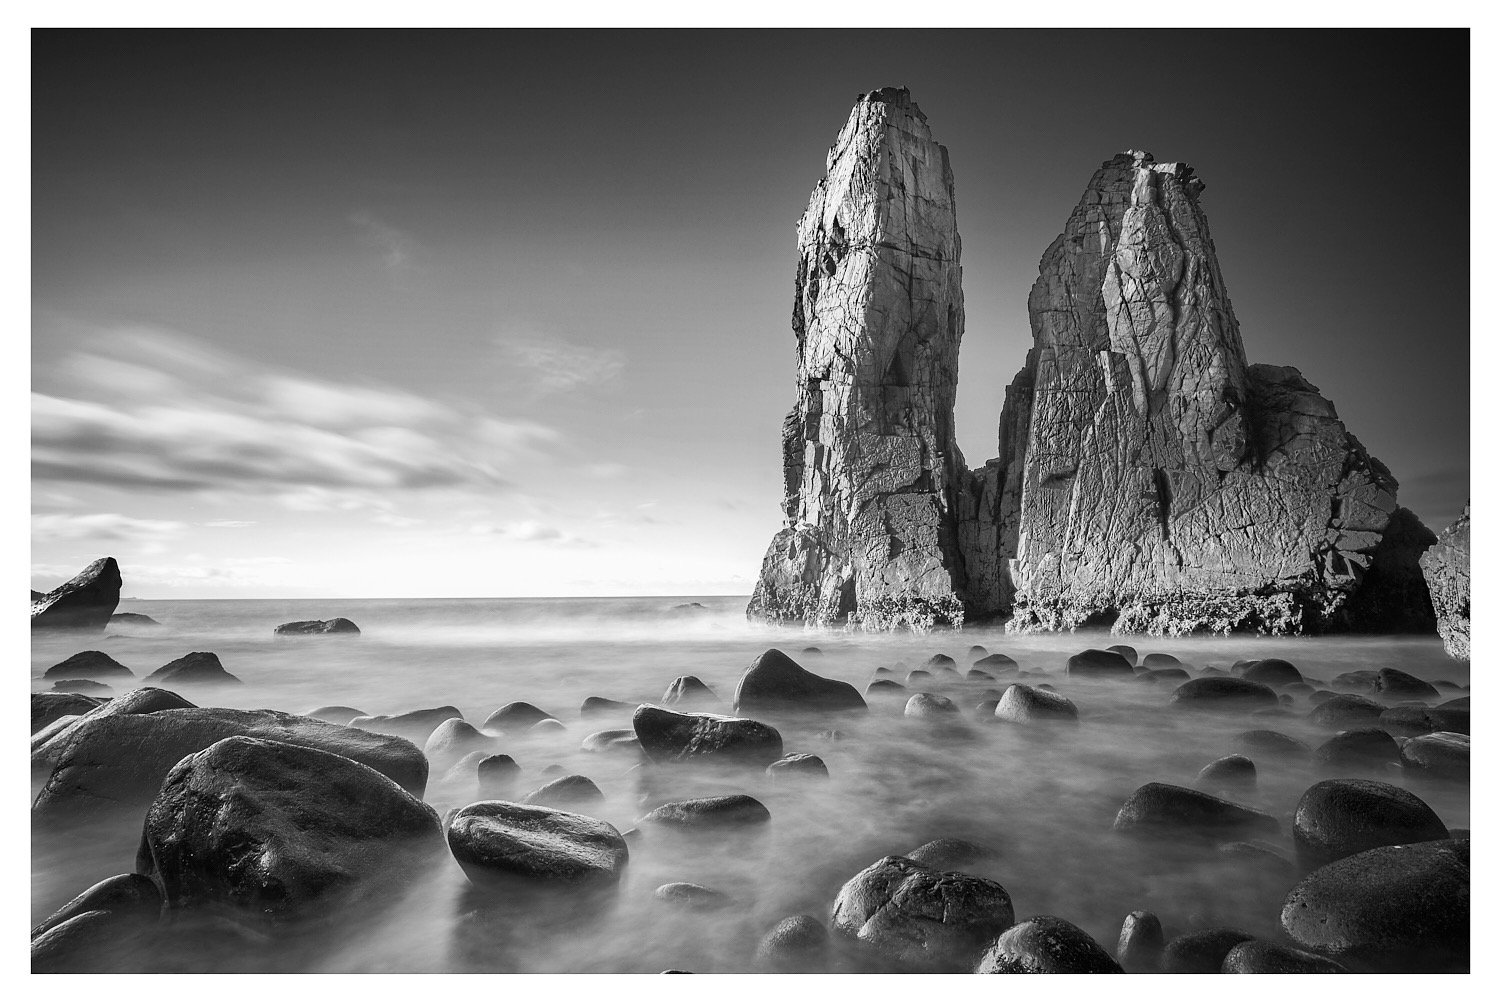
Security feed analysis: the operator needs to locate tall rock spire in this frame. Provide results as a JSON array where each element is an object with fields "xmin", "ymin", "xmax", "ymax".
[{"xmin": 747, "ymin": 87, "xmax": 969, "ymax": 629}]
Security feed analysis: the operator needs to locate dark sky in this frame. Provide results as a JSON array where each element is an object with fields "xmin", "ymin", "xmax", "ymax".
[{"xmin": 31, "ymin": 29, "xmax": 1470, "ymax": 597}]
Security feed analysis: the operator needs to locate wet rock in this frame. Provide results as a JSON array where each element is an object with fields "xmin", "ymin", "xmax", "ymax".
[
  {"xmin": 1429, "ymin": 696, "xmax": 1471, "ymax": 734},
  {"xmin": 353, "ymin": 705, "xmax": 463, "ymax": 743},
  {"xmin": 974, "ymin": 652, "xmax": 1019, "ymax": 673},
  {"xmin": 30, "ymin": 909, "xmax": 155, "ymax": 974},
  {"xmin": 1308, "ymin": 693, "xmax": 1384, "ymax": 729},
  {"xmin": 767, "ymin": 752, "xmax": 828, "ymax": 779},
  {"xmin": 1374, "ymin": 667, "xmax": 1439, "ymax": 701},
  {"xmin": 1280, "ymin": 838, "xmax": 1468, "ymax": 971},
  {"xmin": 143, "ymin": 651, "xmax": 240, "ymax": 685},
  {"xmin": 1066, "ymin": 648, "xmax": 1134, "ymax": 679},
  {"xmin": 33, "ymin": 687, "xmax": 195, "ymax": 761},
  {"xmin": 1196, "ymin": 754, "xmax": 1256, "ymax": 793},
  {"xmin": 523, "ymin": 774, "xmax": 605, "ymax": 811},
  {"xmin": 994, "ymin": 683, "xmax": 1078, "ymax": 724},
  {"xmin": 1112, "ymin": 782, "xmax": 1278, "ymax": 840},
  {"xmin": 1331, "ymin": 670, "xmax": 1379, "ymax": 693},
  {"xmin": 424, "ymin": 718, "xmax": 499, "ymax": 766},
  {"xmin": 1293, "ymin": 778, "xmax": 1448, "ymax": 865},
  {"xmin": 1141, "ymin": 652, "xmax": 1182, "ymax": 668},
  {"xmin": 31, "ymin": 873, "xmax": 161, "ymax": 939},
  {"xmin": 1240, "ymin": 658, "xmax": 1302, "ymax": 687},
  {"xmin": 1161, "ymin": 928, "xmax": 1255, "ymax": 973},
  {"xmin": 31, "ymin": 694, "xmax": 103, "ymax": 732},
  {"xmin": 831, "ymin": 855, "xmax": 1014, "ymax": 971},
  {"xmin": 1419, "ymin": 502, "xmax": 1469, "ymax": 660},
  {"xmin": 1170, "ymin": 676, "xmax": 1279, "ymax": 711},
  {"xmin": 273, "ymin": 617, "xmax": 360, "ymax": 636},
  {"xmin": 43, "ymin": 650, "xmax": 132, "ymax": 679},
  {"xmin": 967, "ymin": 645, "xmax": 989, "ymax": 660},
  {"xmin": 976, "ymin": 915, "xmax": 1122, "ymax": 973},
  {"xmin": 1313, "ymin": 728, "xmax": 1401, "ymax": 770},
  {"xmin": 653, "ymin": 882, "xmax": 731, "ymax": 910},
  {"xmin": 904, "ymin": 692, "xmax": 960, "ymax": 718},
  {"xmin": 1222, "ymin": 939, "xmax": 1347, "ymax": 973},
  {"xmin": 307, "ymin": 705, "xmax": 365, "ymax": 725},
  {"xmin": 446, "ymin": 801, "xmax": 629, "ymax": 890},
  {"xmin": 1400, "ymin": 731, "xmax": 1469, "ymax": 779},
  {"xmin": 51, "ymin": 679, "xmax": 112, "ymax": 695},
  {"xmin": 1106, "ymin": 644, "xmax": 1138, "ymax": 666},
  {"xmin": 866, "ymin": 679, "xmax": 907, "ymax": 697},
  {"xmin": 31, "ymin": 557, "xmax": 121, "ymax": 632},
  {"xmin": 109, "ymin": 612, "xmax": 163, "ymax": 631},
  {"xmin": 905, "ymin": 838, "xmax": 996, "ymax": 873},
  {"xmin": 733, "ymin": 648, "xmax": 866, "ymax": 714},
  {"xmin": 35, "ymin": 706, "xmax": 429, "ymax": 819},
  {"xmin": 581, "ymin": 728, "xmax": 640, "ymax": 755},
  {"xmin": 640, "ymin": 794, "xmax": 770, "ymax": 830},
  {"xmin": 580, "ymin": 696, "xmax": 633, "ymax": 717},
  {"xmin": 1139, "ymin": 667, "xmax": 1191, "ymax": 683},
  {"xmin": 482, "ymin": 701, "xmax": 555, "ymax": 732},
  {"xmin": 662, "ymin": 675, "xmax": 717, "ymax": 706},
  {"xmin": 1377, "ymin": 703, "xmax": 1444, "ymax": 737},
  {"xmin": 1116, "ymin": 909, "xmax": 1164, "ymax": 972},
  {"xmin": 476, "ymin": 754, "xmax": 521, "ymax": 797},
  {"xmin": 632, "ymin": 705, "xmax": 783, "ymax": 767},
  {"xmin": 140, "ymin": 736, "xmax": 443, "ymax": 918},
  {"xmin": 755, "ymin": 914, "xmax": 828, "ymax": 972},
  {"xmin": 966, "ymin": 669, "xmax": 996, "ymax": 682}
]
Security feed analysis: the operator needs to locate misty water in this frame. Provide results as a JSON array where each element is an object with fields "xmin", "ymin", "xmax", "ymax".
[{"xmin": 31, "ymin": 596, "xmax": 1470, "ymax": 973}]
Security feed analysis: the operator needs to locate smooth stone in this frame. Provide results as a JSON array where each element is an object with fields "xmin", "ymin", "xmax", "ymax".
[
  {"xmin": 661, "ymin": 675, "xmax": 717, "ymax": 706},
  {"xmin": 522, "ymin": 774, "xmax": 604, "ymax": 811},
  {"xmin": 967, "ymin": 645, "xmax": 989, "ymax": 660},
  {"xmin": 43, "ymin": 650, "xmax": 133, "ymax": 679},
  {"xmin": 766, "ymin": 752, "xmax": 828, "ymax": 779},
  {"xmin": 31, "ymin": 692, "xmax": 103, "ymax": 733},
  {"xmin": 632, "ymin": 705, "xmax": 783, "ymax": 766},
  {"xmin": 925, "ymin": 653, "xmax": 958, "ymax": 670},
  {"xmin": 1310, "ymin": 694, "xmax": 1384, "ymax": 729},
  {"xmin": 1116, "ymin": 909, "xmax": 1164, "ymax": 972},
  {"xmin": 1313, "ymin": 728, "xmax": 1401, "ymax": 769},
  {"xmin": 1140, "ymin": 653, "xmax": 1182, "ymax": 668},
  {"xmin": 904, "ymin": 837, "xmax": 996, "ymax": 873},
  {"xmin": 1105, "ymin": 644, "xmax": 1138, "ymax": 666},
  {"xmin": 904, "ymin": 692, "xmax": 960, "ymax": 718},
  {"xmin": 1280, "ymin": 838, "xmax": 1468, "ymax": 971},
  {"xmin": 1170, "ymin": 676, "xmax": 1279, "ymax": 711},
  {"xmin": 51, "ymin": 679, "xmax": 112, "ymax": 695},
  {"xmin": 351, "ymin": 705, "xmax": 463, "ymax": 743},
  {"xmin": 307, "ymin": 705, "xmax": 365, "ymax": 725},
  {"xmin": 528, "ymin": 718, "xmax": 567, "ymax": 735},
  {"xmin": 994, "ymin": 683, "xmax": 1078, "ymax": 724},
  {"xmin": 1112, "ymin": 782, "xmax": 1279, "ymax": 840},
  {"xmin": 1428, "ymin": 697, "xmax": 1471, "ymax": 734},
  {"xmin": 639, "ymin": 794, "xmax": 769, "ymax": 830},
  {"xmin": 446, "ymin": 801, "xmax": 629, "ymax": 890},
  {"xmin": 973, "ymin": 652, "xmax": 1018, "ymax": 673},
  {"xmin": 754, "ymin": 914, "xmax": 828, "ymax": 972},
  {"xmin": 1374, "ymin": 667, "xmax": 1439, "ymax": 700},
  {"xmin": 831, "ymin": 855, "xmax": 1013, "ymax": 972},
  {"xmin": 1196, "ymin": 754, "xmax": 1256, "ymax": 792},
  {"xmin": 140, "ymin": 736, "xmax": 442, "ymax": 917},
  {"xmin": 1161, "ymin": 928, "xmax": 1255, "ymax": 973},
  {"xmin": 1139, "ymin": 667, "xmax": 1190, "ymax": 683},
  {"xmin": 30, "ymin": 909, "xmax": 154, "ymax": 974},
  {"xmin": 143, "ymin": 651, "xmax": 240, "ymax": 685},
  {"xmin": 1331, "ymin": 669, "xmax": 1379, "ymax": 693},
  {"xmin": 1293, "ymin": 778, "xmax": 1448, "ymax": 866},
  {"xmin": 424, "ymin": 719, "xmax": 498, "ymax": 764},
  {"xmin": 273, "ymin": 617, "xmax": 360, "ymax": 636},
  {"xmin": 581, "ymin": 728, "xmax": 640, "ymax": 754},
  {"xmin": 866, "ymin": 679, "xmax": 907, "ymax": 696},
  {"xmin": 476, "ymin": 754, "xmax": 521, "ymax": 797},
  {"xmin": 1066, "ymin": 648, "xmax": 1134, "ymax": 679},
  {"xmin": 1240, "ymin": 658, "xmax": 1302, "ymax": 687},
  {"xmin": 31, "ymin": 557, "xmax": 120, "ymax": 632},
  {"xmin": 31, "ymin": 873, "xmax": 161, "ymax": 940},
  {"xmin": 904, "ymin": 669, "xmax": 933, "ymax": 685},
  {"xmin": 483, "ymin": 702, "xmax": 555, "ymax": 732},
  {"xmin": 1234, "ymin": 729, "xmax": 1311, "ymax": 757},
  {"xmin": 1399, "ymin": 731, "xmax": 1469, "ymax": 778},
  {"xmin": 977, "ymin": 915, "xmax": 1122, "ymax": 973},
  {"xmin": 1222, "ymin": 939, "xmax": 1347, "ymax": 973},
  {"xmin": 733, "ymin": 648, "xmax": 866, "ymax": 713},
  {"xmin": 1378, "ymin": 703, "xmax": 1445, "ymax": 736},
  {"xmin": 580, "ymin": 696, "xmax": 633, "ymax": 717},
  {"xmin": 653, "ymin": 881, "xmax": 731, "ymax": 910}
]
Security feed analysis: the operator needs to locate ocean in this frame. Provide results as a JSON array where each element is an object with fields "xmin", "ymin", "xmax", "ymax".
[{"xmin": 30, "ymin": 596, "xmax": 1470, "ymax": 973}]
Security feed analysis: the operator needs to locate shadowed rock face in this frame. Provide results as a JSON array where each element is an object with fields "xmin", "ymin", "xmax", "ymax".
[
  {"xmin": 1420, "ymin": 502, "xmax": 1470, "ymax": 659},
  {"xmin": 31, "ymin": 557, "xmax": 122, "ymax": 632},
  {"xmin": 747, "ymin": 87, "xmax": 969, "ymax": 631}
]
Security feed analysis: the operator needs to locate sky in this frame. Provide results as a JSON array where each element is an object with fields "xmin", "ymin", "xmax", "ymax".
[{"xmin": 30, "ymin": 28, "xmax": 1470, "ymax": 599}]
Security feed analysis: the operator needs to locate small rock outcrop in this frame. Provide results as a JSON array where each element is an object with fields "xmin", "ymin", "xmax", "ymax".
[
  {"xmin": 733, "ymin": 648, "xmax": 866, "ymax": 713},
  {"xmin": 31, "ymin": 557, "xmax": 122, "ymax": 632},
  {"xmin": 273, "ymin": 618, "xmax": 360, "ymax": 636},
  {"xmin": 143, "ymin": 651, "xmax": 240, "ymax": 685},
  {"xmin": 1420, "ymin": 502, "xmax": 1470, "ymax": 660},
  {"xmin": 43, "ymin": 650, "xmax": 132, "ymax": 679},
  {"xmin": 746, "ymin": 88, "xmax": 970, "ymax": 631}
]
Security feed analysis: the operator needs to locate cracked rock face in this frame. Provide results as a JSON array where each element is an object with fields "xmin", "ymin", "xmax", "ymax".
[
  {"xmin": 986, "ymin": 151, "xmax": 1434, "ymax": 636},
  {"xmin": 747, "ymin": 87, "xmax": 969, "ymax": 630},
  {"xmin": 1419, "ymin": 503, "xmax": 1469, "ymax": 660}
]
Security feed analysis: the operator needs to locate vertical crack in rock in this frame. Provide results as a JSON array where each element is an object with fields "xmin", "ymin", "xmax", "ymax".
[{"xmin": 747, "ymin": 87, "xmax": 968, "ymax": 631}]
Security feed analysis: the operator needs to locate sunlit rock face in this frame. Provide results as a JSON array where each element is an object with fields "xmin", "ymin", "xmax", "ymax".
[
  {"xmin": 747, "ymin": 87, "xmax": 969, "ymax": 630},
  {"xmin": 1420, "ymin": 503, "xmax": 1470, "ymax": 660},
  {"xmin": 994, "ymin": 151, "xmax": 1433, "ymax": 635}
]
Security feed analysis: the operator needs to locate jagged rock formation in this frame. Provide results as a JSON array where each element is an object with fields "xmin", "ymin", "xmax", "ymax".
[
  {"xmin": 1420, "ymin": 503, "xmax": 1470, "ymax": 660},
  {"xmin": 31, "ymin": 557, "xmax": 121, "ymax": 631},
  {"xmin": 750, "ymin": 93, "xmax": 1439, "ymax": 637},
  {"xmin": 747, "ymin": 87, "xmax": 969, "ymax": 630}
]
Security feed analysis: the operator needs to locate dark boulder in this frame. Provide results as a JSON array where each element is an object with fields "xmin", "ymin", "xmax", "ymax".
[
  {"xmin": 925, "ymin": 653, "xmax": 958, "ymax": 670},
  {"xmin": 352, "ymin": 705, "xmax": 463, "ymax": 744},
  {"xmin": 1292, "ymin": 778, "xmax": 1448, "ymax": 865},
  {"xmin": 973, "ymin": 652, "xmax": 1018, "ymax": 673},
  {"xmin": 482, "ymin": 701, "xmax": 555, "ymax": 732},
  {"xmin": 1378, "ymin": 703, "xmax": 1445, "ymax": 737},
  {"xmin": 30, "ymin": 909, "xmax": 155, "ymax": 974},
  {"xmin": 1240, "ymin": 658, "xmax": 1302, "ymax": 687},
  {"xmin": 754, "ymin": 914, "xmax": 828, "ymax": 972},
  {"xmin": 1112, "ymin": 782, "xmax": 1279, "ymax": 840},
  {"xmin": 1066, "ymin": 648, "xmax": 1134, "ymax": 679},
  {"xmin": 865, "ymin": 679, "xmax": 907, "ymax": 696},
  {"xmin": 1139, "ymin": 667, "xmax": 1191, "ymax": 683},
  {"xmin": 994, "ymin": 683, "xmax": 1078, "ymax": 724},
  {"xmin": 31, "ymin": 692, "xmax": 103, "ymax": 733},
  {"xmin": 1106, "ymin": 644, "xmax": 1138, "ymax": 666},
  {"xmin": 967, "ymin": 645, "xmax": 988, "ymax": 659},
  {"xmin": 1331, "ymin": 670, "xmax": 1379, "ymax": 693},
  {"xmin": 1313, "ymin": 728, "xmax": 1401, "ymax": 770},
  {"xmin": 661, "ymin": 675, "xmax": 717, "ymax": 706},
  {"xmin": 1309, "ymin": 693, "xmax": 1385, "ymax": 729},
  {"xmin": 43, "ymin": 650, "xmax": 132, "ymax": 679},
  {"xmin": 1234, "ymin": 729, "xmax": 1310, "ymax": 758},
  {"xmin": 51, "ymin": 679, "xmax": 112, "ymax": 695},
  {"xmin": 1116, "ymin": 909, "xmax": 1164, "ymax": 972},
  {"xmin": 976, "ymin": 915, "xmax": 1122, "ymax": 973},
  {"xmin": 1170, "ymin": 677, "xmax": 1279, "ymax": 711},
  {"xmin": 1280, "ymin": 838, "xmax": 1468, "ymax": 971},
  {"xmin": 904, "ymin": 669, "xmax": 933, "ymax": 685},
  {"xmin": 632, "ymin": 704, "xmax": 783, "ymax": 766},
  {"xmin": 639, "ymin": 794, "xmax": 770, "ymax": 830},
  {"xmin": 732, "ymin": 648, "xmax": 866, "ymax": 714},
  {"xmin": 273, "ymin": 617, "xmax": 360, "ymax": 636},
  {"xmin": 1374, "ymin": 667, "xmax": 1439, "ymax": 701},
  {"xmin": 31, "ymin": 873, "xmax": 161, "ymax": 940},
  {"xmin": 108, "ymin": 612, "xmax": 162, "ymax": 632},
  {"xmin": 766, "ymin": 752, "xmax": 828, "ymax": 779},
  {"xmin": 31, "ymin": 557, "xmax": 121, "ymax": 632},
  {"xmin": 831, "ymin": 855, "xmax": 1013, "ymax": 972},
  {"xmin": 139, "ymin": 736, "xmax": 443, "ymax": 918},
  {"xmin": 423, "ymin": 718, "xmax": 499, "ymax": 765},
  {"xmin": 1196, "ymin": 754, "xmax": 1256, "ymax": 793},
  {"xmin": 35, "ymin": 706, "xmax": 429, "ymax": 819},
  {"xmin": 1222, "ymin": 939, "xmax": 1347, "ymax": 973},
  {"xmin": 1161, "ymin": 928, "xmax": 1254, "ymax": 973},
  {"xmin": 1399, "ymin": 731, "xmax": 1469, "ymax": 779},
  {"xmin": 143, "ymin": 651, "xmax": 240, "ymax": 685},
  {"xmin": 522, "ymin": 774, "xmax": 605, "ymax": 811},
  {"xmin": 446, "ymin": 801, "xmax": 629, "ymax": 891},
  {"xmin": 1141, "ymin": 652, "xmax": 1182, "ymax": 668}
]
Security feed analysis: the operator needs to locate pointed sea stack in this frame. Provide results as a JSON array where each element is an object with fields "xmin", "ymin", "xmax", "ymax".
[
  {"xmin": 747, "ymin": 87, "xmax": 969, "ymax": 630},
  {"xmin": 973, "ymin": 151, "xmax": 1434, "ymax": 635},
  {"xmin": 31, "ymin": 557, "xmax": 122, "ymax": 632}
]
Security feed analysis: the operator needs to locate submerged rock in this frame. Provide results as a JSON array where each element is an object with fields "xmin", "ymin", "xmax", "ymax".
[
  {"xmin": 1399, "ymin": 731, "xmax": 1469, "ymax": 778},
  {"xmin": 1116, "ymin": 909, "xmax": 1165, "ymax": 972},
  {"xmin": 1066, "ymin": 648, "xmax": 1134, "ymax": 679},
  {"xmin": 1160, "ymin": 928, "xmax": 1255, "ymax": 973},
  {"xmin": 1292, "ymin": 778, "xmax": 1448, "ymax": 865},
  {"xmin": 1222, "ymin": 939, "xmax": 1347, "ymax": 973},
  {"xmin": 661, "ymin": 675, "xmax": 717, "ymax": 706},
  {"xmin": 831, "ymin": 855, "xmax": 1014, "ymax": 971},
  {"xmin": 273, "ymin": 617, "xmax": 360, "ymax": 636},
  {"xmin": 580, "ymin": 696, "xmax": 633, "ymax": 717},
  {"xmin": 975, "ymin": 915, "xmax": 1122, "ymax": 973},
  {"xmin": 482, "ymin": 701, "xmax": 555, "ymax": 732},
  {"xmin": 904, "ymin": 838, "xmax": 996, "ymax": 873},
  {"xmin": 446, "ymin": 801, "xmax": 629, "ymax": 891},
  {"xmin": 766, "ymin": 752, "xmax": 828, "ymax": 779},
  {"xmin": 1419, "ymin": 502, "xmax": 1469, "ymax": 660},
  {"xmin": 140, "ymin": 736, "xmax": 442, "ymax": 918},
  {"xmin": 631, "ymin": 705, "xmax": 783, "ymax": 766},
  {"xmin": 307, "ymin": 705, "xmax": 365, "ymax": 725},
  {"xmin": 1112, "ymin": 782, "xmax": 1278, "ymax": 840},
  {"xmin": 1313, "ymin": 728, "xmax": 1401, "ymax": 770},
  {"xmin": 423, "ymin": 718, "xmax": 499, "ymax": 766},
  {"xmin": 755, "ymin": 914, "xmax": 829, "ymax": 972},
  {"xmin": 639, "ymin": 794, "xmax": 770, "ymax": 830},
  {"xmin": 904, "ymin": 692, "xmax": 960, "ymax": 718},
  {"xmin": 522, "ymin": 774, "xmax": 605, "ymax": 812},
  {"xmin": 653, "ymin": 882, "xmax": 731, "ymax": 910},
  {"xmin": 31, "ymin": 557, "xmax": 121, "ymax": 632},
  {"xmin": 31, "ymin": 873, "xmax": 161, "ymax": 940},
  {"xmin": 143, "ymin": 651, "xmax": 240, "ymax": 686},
  {"xmin": 1239, "ymin": 658, "xmax": 1302, "ymax": 687},
  {"xmin": 1170, "ymin": 676, "xmax": 1278, "ymax": 711},
  {"xmin": 732, "ymin": 648, "xmax": 866, "ymax": 713},
  {"xmin": 1308, "ymin": 693, "xmax": 1384, "ymax": 729},
  {"xmin": 476, "ymin": 754, "xmax": 521, "ymax": 797},
  {"xmin": 1373, "ymin": 667, "xmax": 1439, "ymax": 701},
  {"xmin": 51, "ymin": 679, "xmax": 112, "ymax": 695},
  {"xmin": 993, "ymin": 683, "xmax": 1078, "ymax": 724},
  {"xmin": 352, "ymin": 705, "xmax": 463, "ymax": 744},
  {"xmin": 43, "ymin": 650, "xmax": 132, "ymax": 679},
  {"xmin": 1196, "ymin": 754, "xmax": 1256, "ymax": 793},
  {"xmin": 31, "ymin": 692, "xmax": 103, "ymax": 734}
]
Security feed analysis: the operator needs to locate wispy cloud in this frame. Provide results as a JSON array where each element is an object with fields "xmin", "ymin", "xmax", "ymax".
[
  {"xmin": 32, "ymin": 512, "xmax": 185, "ymax": 543},
  {"xmin": 468, "ymin": 519, "xmax": 598, "ymax": 548},
  {"xmin": 349, "ymin": 209, "xmax": 425, "ymax": 272},
  {"xmin": 203, "ymin": 520, "xmax": 256, "ymax": 528},
  {"xmin": 495, "ymin": 333, "xmax": 625, "ymax": 393}
]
